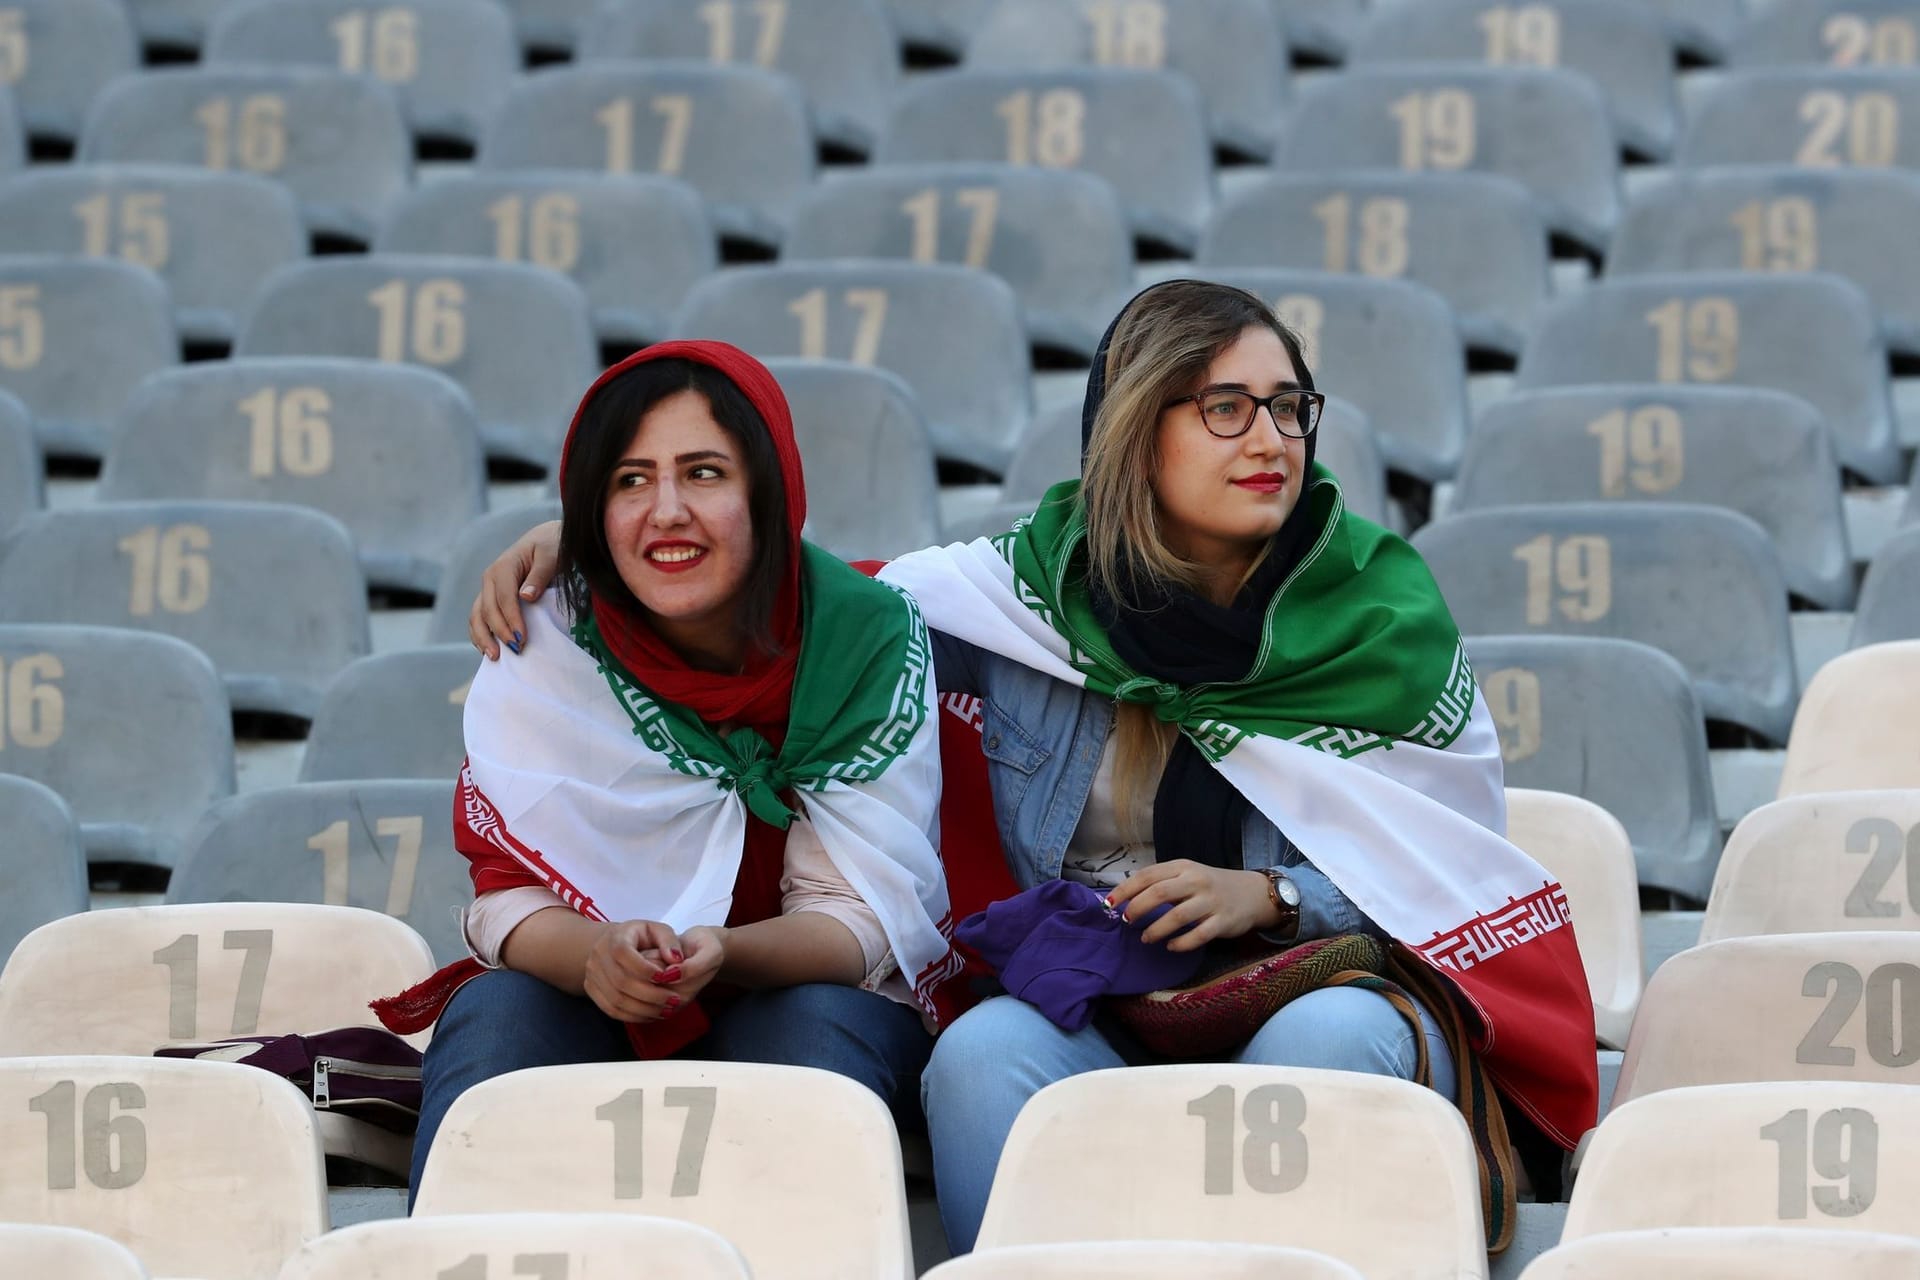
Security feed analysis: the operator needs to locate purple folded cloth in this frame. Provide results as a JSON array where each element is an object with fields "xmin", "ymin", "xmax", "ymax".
[{"xmin": 954, "ymin": 879, "xmax": 1206, "ymax": 1030}]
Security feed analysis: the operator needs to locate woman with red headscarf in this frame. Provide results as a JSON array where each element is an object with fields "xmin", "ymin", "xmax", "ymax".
[{"xmin": 388, "ymin": 341, "xmax": 962, "ymax": 1199}]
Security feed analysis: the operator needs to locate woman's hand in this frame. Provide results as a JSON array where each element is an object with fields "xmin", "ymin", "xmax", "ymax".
[
  {"xmin": 583, "ymin": 918, "xmax": 685, "ymax": 1023},
  {"xmin": 1103, "ymin": 860, "xmax": 1281, "ymax": 953},
  {"xmin": 660, "ymin": 925, "xmax": 729, "ymax": 1003},
  {"xmin": 469, "ymin": 520, "xmax": 562, "ymax": 659}
]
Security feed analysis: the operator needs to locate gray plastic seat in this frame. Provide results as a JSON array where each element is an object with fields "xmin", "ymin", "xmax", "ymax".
[
  {"xmin": 0, "ymin": 0, "xmax": 139, "ymax": 144},
  {"xmin": 999, "ymin": 401, "xmax": 1082, "ymax": 503},
  {"xmin": 1679, "ymin": 69, "xmax": 1920, "ymax": 171},
  {"xmin": 0, "ymin": 502, "xmax": 370, "ymax": 720},
  {"xmin": 1350, "ymin": 0, "xmax": 1677, "ymax": 159},
  {"xmin": 1458, "ymin": 386, "xmax": 1854, "ymax": 609},
  {"xmin": 0, "ymin": 388, "xmax": 38, "ymax": 538},
  {"xmin": 0, "ymin": 87, "xmax": 20, "ymax": 178},
  {"xmin": 1414, "ymin": 502, "xmax": 1798, "ymax": 741},
  {"xmin": 673, "ymin": 261, "xmax": 1033, "ymax": 475},
  {"xmin": 1199, "ymin": 171, "xmax": 1549, "ymax": 359},
  {"xmin": 478, "ymin": 62, "xmax": 814, "ymax": 252},
  {"xmin": 1174, "ymin": 267, "xmax": 1468, "ymax": 482},
  {"xmin": 785, "ymin": 166, "xmax": 1131, "ymax": 360},
  {"xmin": 77, "ymin": 67, "xmax": 412, "ymax": 245},
  {"xmin": 205, "ymin": 0, "xmax": 518, "ymax": 147},
  {"xmin": 1514, "ymin": 272, "xmax": 1901, "ymax": 483},
  {"xmin": 121, "ymin": 0, "xmax": 252, "ymax": 50},
  {"xmin": 0, "ymin": 256, "xmax": 176, "ymax": 461},
  {"xmin": 169, "ymin": 779, "xmax": 467, "ymax": 965},
  {"xmin": 99, "ymin": 359, "xmax": 487, "ymax": 595},
  {"xmin": 0, "ymin": 165, "xmax": 304, "ymax": 347},
  {"xmin": 297, "ymin": 645, "xmax": 474, "ymax": 784},
  {"xmin": 0, "ymin": 624, "xmax": 233, "ymax": 869},
  {"xmin": 1269, "ymin": 0, "xmax": 1368, "ymax": 59},
  {"xmin": 875, "ymin": 67, "xmax": 1214, "ymax": 254},
  {"xmin": 761, "ymin": 358, "xmax": 943, "ymax": 560},
  {"xmin": 1468, "ymin": 635, "xmax": 1721, "ymax": 901},
  {"xmin": 884, "ymin": 0, "xmax": 996, "ymax": 57},
  {"xmin": 581, "ymin": 0, "xmax": 898, "ymax": 156},
  {"xmin": 494, "ymin": 0, "xmax": 593, "ymax": 54},
  {"xmin": 1637, "ymin": 0, "xmax": 1745, "ymax": 60},
  {"xmin": 426, "ymin": 501, "xmax": 562, "ymax": 644},
  {"xmin": 966, "ymin": 0, "xmax": 1288, "ymax": 160},
  {"xmin": 1851, "ymin": 524, "xmax": 1920, "ymax": 647},
  {"xmin": 376, "ymin": 171, "xmax": 715, "ymax": 348},
  {"xmin": 1609, "ymin": 166, "xmax": 1920, "ymax": 357},
  {"xmin": 1732, "ymin": 0, "xmax": 1920, "ymax": 67},
  {"xmin": 1278, "ymin": 66, "xmax": 1621, "ymax": 254},
  {"xmin": 235, "ymin": 256, "xmax": 598, "ymax": 472},
  {"xmin": 0, "ymin": 777, "xmax": 87, "ymax": 964}
]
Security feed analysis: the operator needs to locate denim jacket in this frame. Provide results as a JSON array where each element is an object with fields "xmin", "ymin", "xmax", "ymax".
[{"xmin": 931, "ymin": 630, "xmax": 1380, "ymax": 943}]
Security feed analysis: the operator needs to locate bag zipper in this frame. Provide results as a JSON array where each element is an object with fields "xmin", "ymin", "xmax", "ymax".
[{"xmin": 311, "ymin": 1056, "xmax": 421, "ymax": 1111}]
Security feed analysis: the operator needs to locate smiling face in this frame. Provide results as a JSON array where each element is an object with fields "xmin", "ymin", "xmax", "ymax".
[
  {"xmin": 1150, "ymin": 325, "xmax": 1310, "ymax": 589},
  {"xmin": 603, "ymin": 388, "xmax": 756, "ymax": 668}
]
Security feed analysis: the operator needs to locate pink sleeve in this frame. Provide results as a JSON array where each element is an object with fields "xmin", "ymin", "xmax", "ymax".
[
  {"xmin": 781, "ymin": 819, "xmax": 897, "ymax": 986},
  {"xmin": 462, "ymin": 885, "xmax": 568, "ymax": 968}
]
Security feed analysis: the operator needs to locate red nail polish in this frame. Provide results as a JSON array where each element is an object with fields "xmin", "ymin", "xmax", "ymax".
[
  {"xmin": 665, "ymin": 996, "xmax": 681, "ymax": 1011},
  {"xmin": 671, "ymin": 950, "xmax": 684, "ymax": 964},
  {"xmin": 655, "ymin": 967, "xmax": 682, "ymax": 983}
]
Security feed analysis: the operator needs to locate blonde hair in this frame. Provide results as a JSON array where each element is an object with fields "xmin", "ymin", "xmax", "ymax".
[{"xmin": 1079, "ymin": 281, "xmax": 1315, "ymax": 837}]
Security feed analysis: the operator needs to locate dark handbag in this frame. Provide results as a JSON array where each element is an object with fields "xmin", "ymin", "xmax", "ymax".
[
  {"xmin": 1106, "ymin": 932, "xmax": 1390, "ymax": 1058},
  {"xmin": 155, "ymin": 1027, "xmax": 424, "ymax": 1135}
]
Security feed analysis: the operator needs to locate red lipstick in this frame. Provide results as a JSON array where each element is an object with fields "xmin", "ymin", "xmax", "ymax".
[
  {"xmin": 1233, "ymin": 472, "xmax": 1288, "ymax": 493},
  {"xmin": 643, "ymin": 539, "xmax": 707, "ymax": 574}
]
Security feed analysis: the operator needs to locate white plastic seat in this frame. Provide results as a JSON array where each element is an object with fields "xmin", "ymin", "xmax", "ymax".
[
  {"xmin": 1521, "ymin": 1227, "xmax": 1920, "ymax": 1279},
  {"xmin": 973, "ymin": 1065, "xmax": 1487, "ymax": 1280},
  {"xmin": 414, "ymin": 1060, "xmax": 913, "ymax": 1280},
  {"xmin": 277, "ymin": 1214, "xmax": 751, "ymax": 1280},
  {"xmin": 0, "ymin": 0, "xmax": 139, "ymax": 144},
  {"xmin": 0, "ymin": 1056, "xmax": 326, "ymax": 1280},
  {"xmin": 0, "ymin": 1225, "xmax": 148, "ymax": 1280},
  {"xmin": 1777, "ymin": 641, "xmax": 1920, "ymax": 796},
  {"xmin": 1505, "ymin": 789, "xmax": 1644, "ymax": 1048},
  {"xmin": 0, "ymin": 776, "xmax": 87, "ymax": 965},
  {"xmin": 1702, "ymin": 791, "xmax": 1920, "ymax": 944},
  {"xmin": 925, "ymin": 1241, "xmax": 1364, "ymax": 1279},
  {"xmin": 1566, "ymin": 1081, "xmax": 1920, "ymax": 1239}
]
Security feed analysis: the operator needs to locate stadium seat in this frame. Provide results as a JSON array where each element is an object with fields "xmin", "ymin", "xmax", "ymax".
[
  {"xmin": 925, "ymin": 1242, "xmax": 1365, "ymax": 1279},
  {"xmin": 0, "ymin": 166, "xmax": 304, "ymax": 349},
  {"xmin": 581, "ymin": 0, "xmax": 897, "ymax": 157},
  {"xmin": 0, "ymin": 85, "xmax": 21, "ymax": 177},
  {"xmin": 0, "ymin": 256, "xmax": 175, "ymax": 461},
  {"xmin": 1350, "ymin": 0, "xmax": 1676, "ymax": 159},
  {"xmin": 673, "ymin": 261, "xmax": 1033, "ymax": 475},
  {"xmin": 1567, "ymin": 1081, "xmax": 1920, "ymax": 1239},
  {"xmin": 1513, "ymin": 273, "xmax": 1902, "ymax": 484},
  {"xmin": 376, "ymin": 172, "xmax": 716, "ymax": 349},
  {"xmin": 121, "ymin": 0, "xmax": 253, "ymax": 51},
  {"xmin": 1522, "ymin": 1227, "xmax": 1920, "ymax": 1279},
  {"xmin": 426, "ymin": 501, "xmax": 563, "ymax": 643},
  {"xmin": 235, "ymin": 257, "xmax": 598, "ymax": 472},
  {"xmin": 1198, "ymin": 172, "xmax": 1550, "ymax": 359},
  {"xmin": 1732, "ymin": 1, "xmax": 1920, "ymax": 67},
  {"xmin": 1850, "ymin": 526, "xmax": 1920, "ymax": 647},
  {"xmin": 1679, "ymin": 69, "xmax": 1920, "ymax": 172},
  {"xmin": 972, "ymin": 1065, "xmax": 1485, "ymax": 1277},
  {"xmin": 0, "ymin": 387, "xmax": 38, "ymax": 537},
  {"xmin": 785, "ymin": 165, "xmax": 1133, "ymax": 360},
  {"xmin": 1611, "ymin": 932, "xmax": 1920, "ymax": 1102},
  {"xmin": 0, "ymin": 624, "xmax": 232, "ymax": 870},
  {"xmin": 1270, "ymin": 0, "xmax": 1366, "ymax": 58},
  {"xmin": 0, "ymin": 0, "xmax": 139, "ymax": 144},
  {"xmin": 168, "ymin": 779, "xmax": 467, "ymax": 966},
  {"xmin": 279, "ymin": 1214, "xmax": 752, "ymax": 1280},
  {"xmin": 1174, "ymin": 267, "xmax": 1467, "ymax": 482},
  {"xmin": 966, "ymin": 0, "xmax": 1288, "ymax": 160},
  {"xmin": 493, "ymin": 0, "xmax": 594, "ymax": 55},
  {"xmin": 204, "ymin": 0, "xmax": 518, "ymax": 148},
  {"xmin": 875, "ymin": 67, "xmax": 1214, "ymax": 254},
  {"xmin": 1457, "ymin": 386, "xmax": 1853, "ymax": 608},
  {"xmin": 77, "ymin": 67, "xmax": 412, "ymax": 246},
  {"xmin": 1701, "ymin": 791, "xmax": 1920, "ymax": 944},
  {"xmin": 1468, "ymin": 636, "xmax": 1721, "ymax": 903},
  {"xmin": 999, "ymin": 401, "xmax": 1081, "ymax": 502},
  {"xmin": 0, "ymin": 1056, "xmax": 325, "ymax": 1280},
  {"xmin": 761, "ymin": 358, "xmax": 944, "ymax": 560},
  {"xmin": 1609, "ymin": 167, "xmax": 1920, "ymax": 357},
  {"xmin": 0, "ymin": 1226, "xmax": 148, "ymax": 1280},
  {"xmin": 1276, "ymin": 66, "xmax": 1620, "ymax": 254},
  {"xmin": 0, "ymin": 777, "xmax": 87, "ymax": 966},
  {"xmin": 1504, "ymin": 788, "xmax": 1645, "ymax": 1047},
  {"xmin": 1777, "ymin": 641, "xmax": 1920, "ymax": 796},
  {"xmin": 1416, "ymin": 503, "xmax": 1797, "ymax": 741},
  {"xmin": 414, "ymin": 1061, "xmax": 915, "ymax": 1280},
  {"xmin": 297, "ymin": 646, "xmax": 475, "ymax": 784},
  {"xmin": 99, "ymin": 359, "xmax": 487, "ymax": 596},
  {"xmin": 1636, "ymin": 0, "xmax": 1744, "ymax": 60},
  {"xmin": 478, "ymin": 62, "xmax": 814, "ymax": 252},
  {"xmin": 0, "ymin": 502, "xmax": 371, "ymax": 721}
]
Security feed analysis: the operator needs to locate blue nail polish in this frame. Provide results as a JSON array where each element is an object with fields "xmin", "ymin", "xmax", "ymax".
[
  {"xmin": 512, "ymin": 630, "xmax": 523, "ymax": 647},
  {"xmin": 505, "ymin": 637, "xmax": 521, "ymax": 655}
]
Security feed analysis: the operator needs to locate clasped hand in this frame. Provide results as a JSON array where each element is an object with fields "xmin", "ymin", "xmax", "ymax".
[
  {"xmin": 583, "ymin": 920, "xmax": 726, "ymax": 1023},
  {"xmin": 1103, "ymin": 860, "xmax": 1279, "ymax": 953}
]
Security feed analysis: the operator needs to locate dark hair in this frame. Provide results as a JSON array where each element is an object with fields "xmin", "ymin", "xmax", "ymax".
[{"xmin": 557, "ymin": 358, "xmax": 793, "ymax": 656}]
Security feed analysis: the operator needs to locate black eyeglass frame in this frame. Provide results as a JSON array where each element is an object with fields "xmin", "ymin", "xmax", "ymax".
[{"xmin": 1161, "ymin": 388, "xmax": 1327, "ymax": 440}]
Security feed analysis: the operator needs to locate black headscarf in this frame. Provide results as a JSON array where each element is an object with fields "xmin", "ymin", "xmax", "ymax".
[{"xmin": 1080, "ymin": 281, "xmax": 1322, "ymax": 870}]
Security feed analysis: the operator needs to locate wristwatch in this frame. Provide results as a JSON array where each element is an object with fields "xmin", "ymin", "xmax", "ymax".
[{"xmin": 1259, "ymin": 867, "xmax": 1302, "ymax": 941}]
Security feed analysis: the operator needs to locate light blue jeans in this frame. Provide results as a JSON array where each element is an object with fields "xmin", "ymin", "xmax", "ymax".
[{"xmin": 921, "ymin": 986, "xmax": 1457, "ymax": 1253}]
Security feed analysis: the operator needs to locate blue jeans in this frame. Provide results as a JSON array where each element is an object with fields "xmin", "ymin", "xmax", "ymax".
[
  {"xmin": 409, "ymin": 969, "xmax": 933, "ymax": 1203},
  {"xmin": 920, "ymin": 987, "xmax": 1458, "ymax": 1253}
]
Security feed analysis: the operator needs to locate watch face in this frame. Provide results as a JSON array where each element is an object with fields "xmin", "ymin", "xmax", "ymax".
[{"xmin": 1276, "ymin": 874, "xmax": 1302, "ymax": 908}]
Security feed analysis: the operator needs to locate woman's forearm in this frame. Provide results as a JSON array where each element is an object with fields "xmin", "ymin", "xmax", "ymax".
[
  {"xmin": 498, "ymin": 906, "xmax": 604, "ymax": 994},
  {"xmin": 717, "ymin": 912, "xmax": 867, "ymax": 989}
]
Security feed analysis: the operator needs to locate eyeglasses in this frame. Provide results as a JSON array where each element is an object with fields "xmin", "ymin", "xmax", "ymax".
[{"xmin": 1163, "ymin": 388, "xmax": 1326, "ymax": 440}]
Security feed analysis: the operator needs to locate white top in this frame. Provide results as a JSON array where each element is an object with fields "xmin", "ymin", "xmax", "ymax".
[{"xmin": 1060, "ymin": 735, "xmax": 1158, "ymax": 891}]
